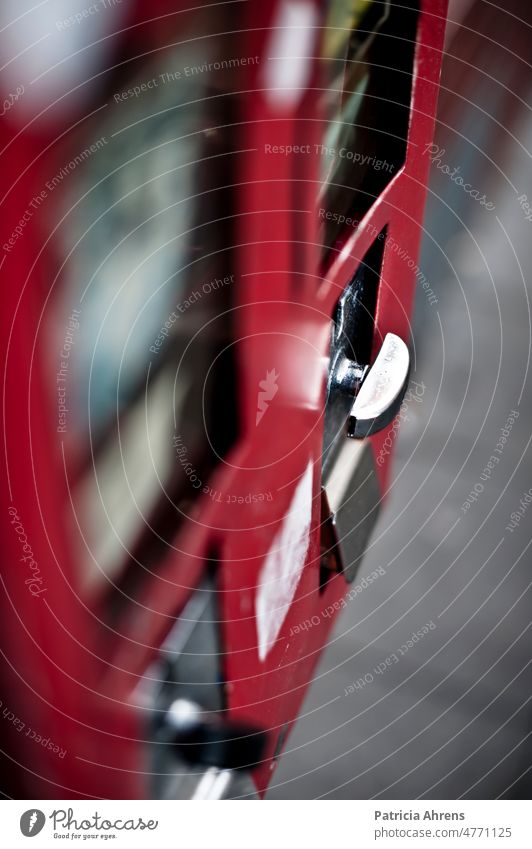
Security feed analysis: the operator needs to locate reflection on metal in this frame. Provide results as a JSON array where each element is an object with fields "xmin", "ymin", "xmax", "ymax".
[
  {"xmin": 348, "ymin": 332, "xmax": 410, "ymax": 438},
  {"xmin": 321, "ymin": 238, "xmax": 386, "ymax": 583},
  {"xmin": 163, "ymin": 766, "xmax": 257, "ymax": 801},
  {"xmin": 191, "ymin": 767, "xmax": 234, "ymax": 800},
  {"xmin": 138, "ymin": 579, "xmax": 265, "ymax": 798},
  {"xmin": 321, "ymin": 440, "xmax": 381, "ymax": 583},
  {"xmin": 160, "ymin": 696, "xmax": 267, "ymax": 772},
  {"xmin": 322, "ymin": 235, "xmax": 384, "ymax": 471}
]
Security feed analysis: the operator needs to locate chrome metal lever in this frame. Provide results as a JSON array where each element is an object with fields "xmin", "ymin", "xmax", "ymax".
[{"xmin": 347, "ymin": 332, "xmax": 410, "ymax": 438}]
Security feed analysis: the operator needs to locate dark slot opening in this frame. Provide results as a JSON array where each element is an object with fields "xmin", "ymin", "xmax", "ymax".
[{"xmin": 319, "ymin": 0, "xmax": 420, "ymax": 259}]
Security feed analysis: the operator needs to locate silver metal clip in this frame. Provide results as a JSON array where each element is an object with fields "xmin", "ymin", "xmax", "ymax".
[{"xmin": 348, "ymin": 332, "xmax": 410, "ymax": 438}]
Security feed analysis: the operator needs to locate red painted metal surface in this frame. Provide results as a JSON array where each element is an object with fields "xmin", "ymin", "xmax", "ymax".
[{"xmin": 0, "ymin": 0, "xmax": 447, "ymax": 797}]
